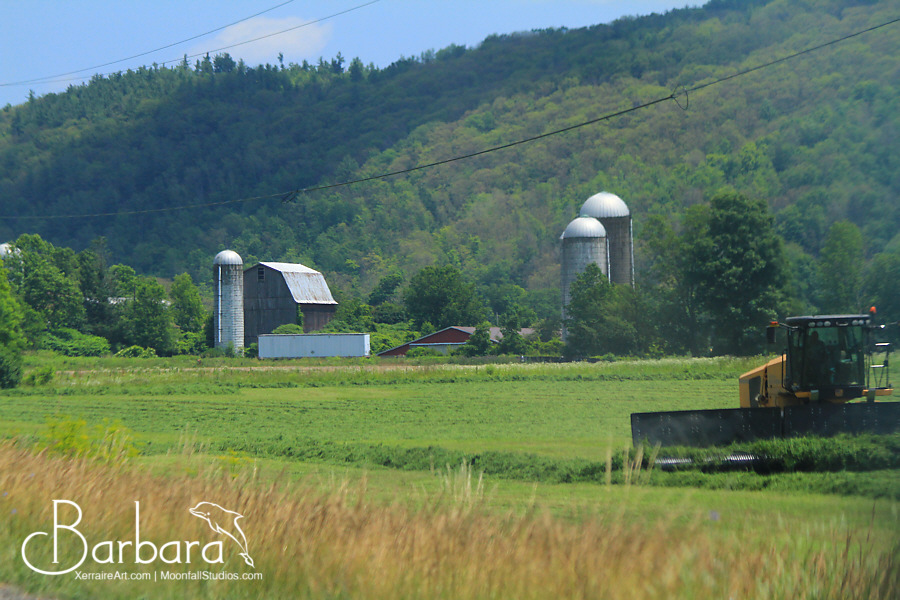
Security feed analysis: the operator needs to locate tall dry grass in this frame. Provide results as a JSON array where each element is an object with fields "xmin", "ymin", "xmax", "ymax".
[{"xmin": 0, "ymin": 441, "xmax": 895, "ymax": 600}]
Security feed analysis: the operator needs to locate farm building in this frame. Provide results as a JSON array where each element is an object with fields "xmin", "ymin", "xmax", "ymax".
[
  {"xmin": 243, "ymin": 261, "xmax": 338, "ymax": 347},
  {"xmin": 560, "ymin": 191, "xmax": 633, "ymax": 341},
  {"xmin": 378, "ymin": 326, "xmax": 534, "ymax": 357},
  {"xmin": 258, "ymin": 333, "xmax": 370, "ymax": 359}
]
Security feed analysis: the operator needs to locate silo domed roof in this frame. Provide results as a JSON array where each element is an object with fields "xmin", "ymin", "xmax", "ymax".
[
  {"xmin": 214, "ymin": 249, "xmax": 243, "ymax": 265},
  {"xmin": 580, "ymin": 191, "xmax": 630, "ymax": 219},
  {"xmin": 560, "ymin": 216, "xmax": 607, "ymax": 239}
]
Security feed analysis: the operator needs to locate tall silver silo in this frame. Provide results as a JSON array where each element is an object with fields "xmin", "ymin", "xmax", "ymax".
[
  {"xmin": 560, "ymin": 216, "xmax": 608, "ymax": 339},
  {"xmin": 580, "ymin": 191, "xmax": 633, "ymax": 287},
  {"xmin": 213, "ymin": 250, "xmax": 244, "ymax": 353}
]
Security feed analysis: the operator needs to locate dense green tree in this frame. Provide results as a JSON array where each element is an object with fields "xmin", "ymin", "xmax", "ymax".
[
  {"xmin": 76, "ymin": 243, "xmax": 117, "ymax": 338},
  {"xmin": 5, "ymin": 236, "xmax": 85, "ymax": 335},
  {"xmin": 864, "ymin": 251, "xmax": 900, "ymax": 328},
  {"xmin": 458, "ymin": 321, "xmax": 493, "ymax": 357},
  {"xmin": 368, "ymin": 271, "xmax": 404, "ymax": 306},
  {"xmin": 817, "ymin": 221, "xmax": 864, "ymax": 314},
  {"xmin": 688, "ymin": 190, "xmax": 786, "ymax": 355},
  {"xmin": 495, "ymin": 311, "xmax": 530, "ymax": 356},
  {"xmin": 0, "ymin": 269, "xmax": 25, "ymax": 388},
  {"xmin": 119, "ymin": 277, "xmax": 175, "ymax": 355},
  {"xmin": 109, "ymin": 265, "xmax": 138, "ymax": 298},
  {"xmin": 563, "ymin": 263, "xmax": 613, "ymax": 358},
  {"xmin": 323, "ymin": 294, "xmax": 375, "ymax": 332},
  {"xmin": 403, "ymin": 265, "xmax": 486, "ymax": 329},
  {"xmin": 169, "ymin": 273, "xmax": 206, "ymax": 333}
]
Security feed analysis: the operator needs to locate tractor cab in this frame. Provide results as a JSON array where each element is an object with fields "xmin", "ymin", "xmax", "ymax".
[
  {"xmin": 782, "ymin": 315, "xmax": 870, "ymax": 402},
  {"xmin": 772, "ymin": 313, "xmax": 892, "ymax": 403}
]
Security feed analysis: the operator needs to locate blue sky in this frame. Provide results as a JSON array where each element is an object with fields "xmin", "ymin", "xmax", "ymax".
[{"xmin": 0, "ymin": 0, "xmax": 694, "ymax": 108}]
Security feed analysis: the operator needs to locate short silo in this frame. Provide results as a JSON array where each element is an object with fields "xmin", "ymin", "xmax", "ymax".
[
  {"xmin": 560, "ymin": 216, "xmax": 608, "ymax": 338},
  {"xmin": 580, "ymin": 191, "xmax": 633, "ymax": 287},
  {"xmin": 213, "ymin": 250, "xmax": 244, "ymax": 353}
]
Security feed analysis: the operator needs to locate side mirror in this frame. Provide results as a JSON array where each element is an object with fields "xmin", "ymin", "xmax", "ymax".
[{"xmin": 766, "ymin": 324, "xmax": 777, "ymax": 345}]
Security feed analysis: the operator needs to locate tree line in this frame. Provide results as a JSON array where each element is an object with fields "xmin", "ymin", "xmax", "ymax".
[{"xmin": 2, "ymin": 181, "xmax": 899, "ymax": 389}]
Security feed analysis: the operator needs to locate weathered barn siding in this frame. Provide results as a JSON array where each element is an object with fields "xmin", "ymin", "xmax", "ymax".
[{"xmin": 243, "ymin": 262, "xmax": 337, "ymax": 347}]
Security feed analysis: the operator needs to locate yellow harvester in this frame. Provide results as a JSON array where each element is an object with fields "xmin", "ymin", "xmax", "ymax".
[{"xmin": 632, "ymin": 312, "xmax": 897, "ymax": 447}]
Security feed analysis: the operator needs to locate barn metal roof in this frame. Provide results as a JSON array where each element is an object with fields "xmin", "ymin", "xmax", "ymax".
[{"xmin": 258, "ymin": 262, "xmax": 337, "ymax": 305}]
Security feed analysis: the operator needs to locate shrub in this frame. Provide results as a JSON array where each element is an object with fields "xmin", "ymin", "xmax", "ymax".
[
  {"xmin": 39, "ymin": 415, "xmax": 139, "ymax": 466},
  {"xmin": 42, "ymin": 328, "xmax": 111, "ymax": 357},
  {"xmin": 272, "ymin": 323, "xmax": 304, "ymax": 334},
  {"xmin": 22, "ymin": 366, "xmax": 54, "ymax": 386},
  {"xmin": 115, "ymin": 345, "xmax": 157, "ymax": 358},
  {"xmin": 174, "ymin": 330, "xmax": 207, "ymax": 355},
  {"xmin": 0, "ymin": 344, "xmax": 22, "ymax": 389},
  {"xmin": 407, "ymin": 347, "xmax": 444, "ymax": 358}
]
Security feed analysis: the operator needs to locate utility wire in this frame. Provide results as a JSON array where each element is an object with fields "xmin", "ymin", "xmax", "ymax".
[
  {"xmin": 2, "ymin": 13, "xmax": 898, "ymax": 222},
  {"xmin": 175, "ymin": 0, "xmax": 381, "ymax": 68},
  {"xmin": 1, "ymin": 0, "xmax": 300, "ymax": 87},
  {"xmin": 3, "ymin": 0, "xmax": 381, "ymax": 88}
]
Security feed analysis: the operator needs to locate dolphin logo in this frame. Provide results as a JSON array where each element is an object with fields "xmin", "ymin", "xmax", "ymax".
[{"xmin": 189, "ymin": 502, "xmax": 254, "ymax": 568}]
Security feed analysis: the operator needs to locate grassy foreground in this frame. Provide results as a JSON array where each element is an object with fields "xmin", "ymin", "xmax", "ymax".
[
  {"xmin": 0, "ymin": 355, "xmax": 898, "ymax": 598},
  {"xmin": 1, "ymin": 442, "xmax": 897, "ymax": 600}
]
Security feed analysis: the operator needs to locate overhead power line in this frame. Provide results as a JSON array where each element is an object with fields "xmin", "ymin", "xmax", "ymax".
[
  {"xmin": 1, "ymin": 0, "xmax": 300, "ymax": 88},
  {"xmin": 1, "ymin": 14, "xmax": 898, "ymax": 222}
]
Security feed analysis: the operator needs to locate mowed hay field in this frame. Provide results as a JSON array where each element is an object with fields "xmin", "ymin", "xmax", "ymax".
[{"xmin": 0, "ymin": 356, "xmax": 897, "ymax": 599}]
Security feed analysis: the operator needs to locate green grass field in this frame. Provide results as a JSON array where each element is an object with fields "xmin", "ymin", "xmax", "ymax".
[{"xmin": 1, "ymin": 354, "xmax": 897, "ymax": 599}]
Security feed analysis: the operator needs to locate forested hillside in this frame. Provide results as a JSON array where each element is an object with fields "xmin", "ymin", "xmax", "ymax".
[{"xmin": 1, "ymin": 0, "xmax": 899, "ymax": 328}]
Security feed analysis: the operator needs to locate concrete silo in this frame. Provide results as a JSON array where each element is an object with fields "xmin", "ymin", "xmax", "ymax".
[
  {"xmin": 560, "ymin": 216, "xmax": 607, "ymax": 338},
  {"xmin": 580, "ymin": 191, "xmax": 633, "ymax": 287},
  {"xmin": 213, "ymin": 250, "xmax": 244, "ymax": 353}
]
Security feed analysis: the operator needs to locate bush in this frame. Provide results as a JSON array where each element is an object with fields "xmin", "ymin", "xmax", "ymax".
[
  {"xmin": 244, "ymin": 343, "xmax": 258, "ymax": 358},
  {"xmin": 372, "ymin": 302, "xmax": 407, "ymax": 324},
  {"xmin": 272, "ymin": 323, "xmax": 304, "ymax": 334},
  {"xmin": 0, "ymin": 344, "xmax": 22, "ymax": 389},
  {"xmin": 42, "ymin": 328, "xmax": 110, "ymax": 357},
  {"xmin": 22, "ymin": 366, "xmax": 54, "ymax": 386},
  {"xmin": 407, "ymin": 347, "xmax": 444, "ymax": 358},
  {"xmin": 174, "ymin": 330, "xmax": 207, "ymax": 355},
  {"xmin": 114, "ymin": 345, "xmax": 157, "ymax": 358}
]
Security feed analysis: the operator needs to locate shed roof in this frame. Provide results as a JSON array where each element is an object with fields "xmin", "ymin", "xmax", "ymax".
[{"xmin": 255, "ymin": 262, "xmax": 337, "ymax": 305}]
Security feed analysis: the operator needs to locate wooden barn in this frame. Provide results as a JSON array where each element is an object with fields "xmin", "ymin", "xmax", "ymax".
[{"xmin": 243, "ymin": 262, "xmax": 337, "ymax": 347}]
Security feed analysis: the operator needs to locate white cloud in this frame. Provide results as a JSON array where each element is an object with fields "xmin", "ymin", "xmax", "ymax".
[{"xmin": 189, "ymin": 16, "xmax": 332, "ymax": 67}]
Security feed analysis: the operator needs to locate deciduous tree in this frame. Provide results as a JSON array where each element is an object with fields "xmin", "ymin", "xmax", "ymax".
[{"xmin": 403, "ymin": 265, "xmax": 486, "ymax": 329}]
